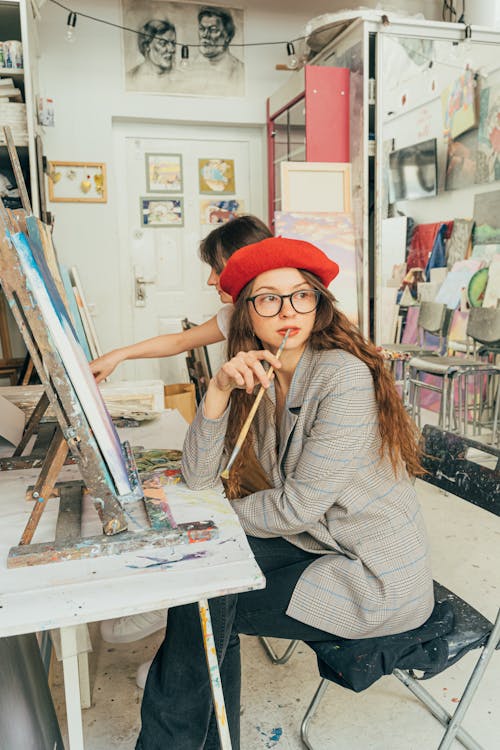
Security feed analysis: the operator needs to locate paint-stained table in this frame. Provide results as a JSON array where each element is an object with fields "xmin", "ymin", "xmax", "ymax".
[{"xmin": 0, "ymin": 409, "xmax": 265, "ymax": 749}]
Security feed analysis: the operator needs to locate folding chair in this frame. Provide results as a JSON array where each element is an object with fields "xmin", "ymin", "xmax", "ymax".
[
  {"xmin": 380, "ymin": 301, "xmax": 451, "ymax": 407},
  {"xmin": 299, "ymin": 425, "xmax": 500, "ymax": 750},
  {"xmin": 181, "ymin": 318, "xmax": 213, "ymax": 404},
  {"xmin": 408, "ymin": 308, "xmax": 500, "ymax": 432}
]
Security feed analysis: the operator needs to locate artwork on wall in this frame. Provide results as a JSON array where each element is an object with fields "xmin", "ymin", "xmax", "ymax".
[
  {"xmin": 476, "ymin": 86, "xmax": 500, "ymax": 184},
  {"xmin": 145, "ymin": 153, "xmax": 182, "ymax": 192},
  {"xmin": 140, "ymin": 196, "xmax": 183, "ymax": 227},
  {"xmin": 388, "ymin": 139, "xmax": 437, "ymax": 202},
  {"xmin": 445, "ymin": 130, "xmax": 478, "ymax": 191},
  {"xmin": 200, "ymin": 198, "xmax": 244, "ymax": 224},
  {"xmin": 122, "ymin": 1, "xmax": 245, "ymax": 97},
  {"xmin": 199, "ymin": 158, "xmax": 235, "ymax": 194},
  {"xmin": 47, "ymin": 161, "xmax": 106, "ymax": 203},
  {"xmin": 446, "ymin": 218, "xmax": 474, "ymax": 269},
  {"xmin": 471, "ymin": 243, "xmax": 500, "ymax": 262},
  {"xmin": 483, "ymin": 255, "xmax": 500, "ymax": 308},
  {"xmin": 473, "ymin": 189, "xmax": 500, "ymax": 244},
  {"xmin": 280, "ymin": 162, "xmax": 352, "ymax": 214},
  {"xmin": 274, "ymin": 211, "xmax": 359, "ymax": 325},
  {"xmin": 441, "ymin": 68, "xmax": 478, "ymax": 139}
]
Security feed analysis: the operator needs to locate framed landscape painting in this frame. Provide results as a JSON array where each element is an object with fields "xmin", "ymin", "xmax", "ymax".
[{"xmin": 145, "ymin": 153, "xmax": 183, "ymax": 193}]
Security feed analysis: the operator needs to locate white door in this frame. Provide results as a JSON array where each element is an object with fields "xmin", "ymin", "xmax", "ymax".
[{"xmin": 113, "ymin": 121, "xmax": 265, "ymax": 384}]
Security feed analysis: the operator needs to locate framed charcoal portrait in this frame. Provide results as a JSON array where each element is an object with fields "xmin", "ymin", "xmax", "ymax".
[{"xmin": 122, "ymin": 1, "xmax": 245, "ymax": 97}]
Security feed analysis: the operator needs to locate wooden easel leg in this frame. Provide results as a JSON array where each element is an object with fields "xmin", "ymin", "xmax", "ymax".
[
  {"xmin": 19, "ymin": 429, "xmax": 69, "ymax": 545},
  {"xmin": 12, "ymin": 391, "xmax": 50, "ymax": 456},
  {"xmin": 198, "ymin": 599, "xmax": 232, "ymax": 750}
]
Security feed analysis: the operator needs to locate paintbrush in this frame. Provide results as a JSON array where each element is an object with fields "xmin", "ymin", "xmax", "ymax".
[{"xmin": 221, "ymin": 329, "xmax": 291, "ymax": 479}]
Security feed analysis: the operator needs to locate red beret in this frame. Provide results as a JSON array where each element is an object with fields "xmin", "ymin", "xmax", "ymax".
[{"xmin": 219, "ymin": 236, "xmax": 340, "ymax": 302}]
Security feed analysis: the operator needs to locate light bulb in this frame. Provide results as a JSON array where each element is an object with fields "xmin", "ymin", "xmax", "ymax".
[
  {"xmin": 180, "ymin": 45, "xmax": 189, "ymax": 69},
  {"xmin": 286, "ymin": 42, "xmax": 298, "ymax": 70},
  {"xmin": 66, "ymin": 11, "xmax": 77, "ymax": 43}
]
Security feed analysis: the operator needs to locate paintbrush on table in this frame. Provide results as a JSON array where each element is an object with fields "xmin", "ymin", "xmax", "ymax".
[{"xmin": 221, "ymin": 329, "xmax": 290, "ymax": 479}]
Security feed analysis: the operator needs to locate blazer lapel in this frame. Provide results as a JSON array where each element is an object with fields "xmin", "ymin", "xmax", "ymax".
[{"xmin": 278, "ymin": 346, "xmax": 317, "ymax": 477}]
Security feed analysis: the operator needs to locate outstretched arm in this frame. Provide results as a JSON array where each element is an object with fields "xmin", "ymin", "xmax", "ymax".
[{"xmin": 90, "ymin": 314, "xmax": 224, "ymax": 382}]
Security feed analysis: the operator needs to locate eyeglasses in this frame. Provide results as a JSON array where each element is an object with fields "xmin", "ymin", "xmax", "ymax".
[{"xmin": 246, "ymin": 289, "xmax": 321, "ymax": 317}]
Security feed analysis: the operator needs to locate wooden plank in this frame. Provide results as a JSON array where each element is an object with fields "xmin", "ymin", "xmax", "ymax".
[
  {"xmin": 12, "ymin": 393, "xmax": 50, "ymax": 456},
  {"xmin": 7, "ymin": 519, "xmax": 218, "ymax": 568},
  {"xmin": 25, "ymin": 478, "xmax": 84, "ymax": 501},
  {"xmin": 3, "ymin": 126, "xmax": 32, "ymax": 214},
  {"xmin": 55, "ymin": 483, "xmax": 84, "ymax": 542},
  {"xmin": 0, "ymin": 288, "xmax": 13, "ymax": 359},
  {"xmin": 19, "ymin": 430, "xmax": 69, "ymax": 545}
]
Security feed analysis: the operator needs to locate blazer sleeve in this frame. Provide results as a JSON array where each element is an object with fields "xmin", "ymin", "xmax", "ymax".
[
  {"xmin": 181, "ymin": 398, "xmax": 229, "ymax": 489},
  {"xmin": 231, "ymin": 358, "xmax": 380, "ymax": 537}
]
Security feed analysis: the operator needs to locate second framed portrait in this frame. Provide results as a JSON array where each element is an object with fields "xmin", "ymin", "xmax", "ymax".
[{"xmin": 145, "ymin": 153, "xmax": 183, "ymax": 193}]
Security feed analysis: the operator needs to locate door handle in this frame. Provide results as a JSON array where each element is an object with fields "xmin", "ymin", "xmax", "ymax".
[{"xmin": 135, "ymin": 275, "xmax": 155, "ymax": 306}]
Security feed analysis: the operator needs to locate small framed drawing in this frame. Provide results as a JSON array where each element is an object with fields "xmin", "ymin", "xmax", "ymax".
[
  {"xmin": 140, "ymin": 197, "xmax": 184, "ymax": 227},
  {"xmin": 280, "ymin": 162, "xmax": 351, "ymax": 213},
  {"xmin": 145, "ymin": 153, "xmax": 183, "ymax": 193},
  {"xmin": 199, "ymin": 158, "xmax": 235, "ymax": 194},
  {"xmin": 200, "ymin": 198, "xmax": 244, "ymax": 225},
  {"xmin": 47, "ymin": 161, "xmax": 107, "ymax": 203}
]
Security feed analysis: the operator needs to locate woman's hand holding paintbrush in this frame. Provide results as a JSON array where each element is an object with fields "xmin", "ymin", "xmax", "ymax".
[
  {"xmin": 203, "ymin": 330, "xmax": 290, "ymax": 425},
  {"xmin": 219, "ymin": 329, "xmax": 291, "ymax": 478}
]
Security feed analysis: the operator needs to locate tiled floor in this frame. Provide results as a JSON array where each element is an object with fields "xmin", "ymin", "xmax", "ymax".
[{"xmin": 50, "ymin": 442, "xmax": 500, "ymax": 749}]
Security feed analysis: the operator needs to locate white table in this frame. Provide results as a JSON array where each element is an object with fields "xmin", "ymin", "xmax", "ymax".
[{"xmin": 0, "ymin": 410, "xmax": 265, "ymax": 749}]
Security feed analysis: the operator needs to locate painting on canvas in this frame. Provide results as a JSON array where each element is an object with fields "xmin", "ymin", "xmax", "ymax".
[
  {"xmin": 476, "ymin": 86, "xmax": 500, "ymax": 184},
  {"xmin": 200, "ymin": 198, "xmax": 244, "ymax": 225},
  {"xmin": 441, "ymin": 69, "xmax": 477, "ymax": 139},
  {"xmin": 122, "ymin": 1, "xmax": 244, "ymax": 97},
  {"xmin": 274, "ymin": 211, "xmax": 359, "ymax": 325},
  {"xmin": 12, "ymin": 233, "xmax": 132, "ymax": 497},
  {"xmin": 473, "ymin": 190, "xmax": 500, "ymax": 245},
  {"xmin": 140, "ymin": 197, "xmax": 183, "ymax": 227},
  {"xmin": 199, "ymin": 159, "xmax": 235, "ymax": 194},
  {"xmin": 445, "ymin": 130, "xmax": 478, "ymax": 191},
  {"xmin": 145, "ymin": 153, "xmax": 182, "ymax": 193}
]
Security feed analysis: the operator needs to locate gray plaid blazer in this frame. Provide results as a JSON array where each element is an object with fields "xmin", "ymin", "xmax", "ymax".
[{"xmin": 182, "ymin": 346, "xmax": 434, "ymax": 638}]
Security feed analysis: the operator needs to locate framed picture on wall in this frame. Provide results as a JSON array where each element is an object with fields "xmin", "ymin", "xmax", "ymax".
[
  {"xmin": 145, "ymin": 153, "xmax": 183, "ymax": 193},
  {"xmin": 122, "ymin": 2, "xmax": 245, "ymax": 97},
  {"xmin": 280, "ymin": 162, "xmax": 351, "ymax": 213},
  {"xmin": 200, "ymin": 198, "xmax": 244, "ymax": 225},
  {"xmin": 140, "ymin": 196, "xmax": 184, "ymax": 227},
  {"xmin": 199, "ymin": 158, "xmax": 235, "ymax": 194},
  {"xmin": 47, "ymin": 161, "xmax": 107, "ymax": 203}
]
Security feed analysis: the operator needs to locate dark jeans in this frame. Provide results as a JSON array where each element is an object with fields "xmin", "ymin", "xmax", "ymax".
[{"xmin": 136, "ymin": 536, "xmax": 337, "ymax": 750}]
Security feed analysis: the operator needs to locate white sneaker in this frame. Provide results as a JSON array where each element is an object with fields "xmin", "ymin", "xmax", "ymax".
[
  {"xmin": 136, "ymin": 658, "xmax": 153, "ymax": 689},
  {"xmin": 100, "ymin": 609, "xmax": 167, "ymax": 643}
]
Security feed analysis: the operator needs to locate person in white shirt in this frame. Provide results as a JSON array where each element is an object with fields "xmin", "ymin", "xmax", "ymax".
[{"xmin": 91, "ymin": 215, "xmax": 271, "ymax": 383}]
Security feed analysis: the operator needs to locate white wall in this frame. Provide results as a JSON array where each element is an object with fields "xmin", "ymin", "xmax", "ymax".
[{"xmin": 37, "ymin": 0, "xmax": 440, "ymax": 352}]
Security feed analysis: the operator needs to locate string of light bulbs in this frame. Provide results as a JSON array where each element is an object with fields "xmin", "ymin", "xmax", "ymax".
[{"xmin": 49, "ymin": 0, "xmax": 304, "ymax": 68}]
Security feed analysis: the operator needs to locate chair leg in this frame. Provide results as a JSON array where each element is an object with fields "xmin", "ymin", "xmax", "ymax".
[
  {"xmin": 300, "ymin": 678, "xmax": 329, "ymax": 750},
  {"xmin": 393, "ymin": 669, "xmax": 483, "ymax": 750},
  {"xmin": 258, "ymin": 636, "xmax": 299, "ymax": 665},
  {"xmin": 395, "ymin": 610, "xmax": 500, "ymax": 750},
  {"xmin": 436, "ymin": 609, "xmax": 500, "ymax": 750},
  {"xmin": 492, "ymin": 376, "xmax": 500, "ymax": 446}
]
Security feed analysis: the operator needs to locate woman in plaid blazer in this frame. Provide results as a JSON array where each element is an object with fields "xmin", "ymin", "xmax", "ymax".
[{"xmin": 137, "ymin": 237, "xmax": 434, "ymax": 750}]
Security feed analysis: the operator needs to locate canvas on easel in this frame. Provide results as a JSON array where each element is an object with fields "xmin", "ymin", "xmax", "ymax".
[
  {"xmin": 0, "ymin": 206, "xmax": 219, "ymax": 568},
  {"xmin": 0, "ymin": 128, "xmax": 217, "ymax": 568}
]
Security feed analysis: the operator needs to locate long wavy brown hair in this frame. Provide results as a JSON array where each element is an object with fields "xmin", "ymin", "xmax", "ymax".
[{"xmin": 223, "ymin": 270, "xmax": 422, "ymax": 498}]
